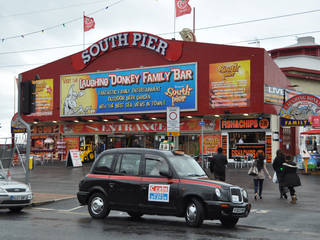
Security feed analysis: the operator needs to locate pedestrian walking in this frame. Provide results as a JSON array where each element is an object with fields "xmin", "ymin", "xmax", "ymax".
[
  {"xmin": 281, "ymin": 155, "xmax": 301, "ymax": 204},
  {"xmin": 272, "ymin": 149, "xmax": 288, "ymax": 199},
  {"xmin": 252, "ymin": 153, "xmax": 271, "ymax": 200},
  {"xmin": 209, "ymin": 147, "xmax": 228, "ymax": 181},
  {"xmin": 98, "ymin": 141, "xmax": 106, "ymax": 154}
]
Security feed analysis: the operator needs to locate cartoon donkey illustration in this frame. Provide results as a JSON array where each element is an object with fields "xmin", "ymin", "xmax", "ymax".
[
  {"xmin": 63, "ymin": 84, "xmax": 86, "ymax": 116},
  {"xmin": 288, "ymin": 103, "xmax": 316, "ymax": 120}
]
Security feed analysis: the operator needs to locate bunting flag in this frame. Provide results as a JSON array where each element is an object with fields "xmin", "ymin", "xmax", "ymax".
[
  {"xmin": 84, "ymin": 16, "xmax": 95, "ymax": 32},
  {"xmin": 175, "ymin": 0, "xmax": 192, "ymax": 17}
]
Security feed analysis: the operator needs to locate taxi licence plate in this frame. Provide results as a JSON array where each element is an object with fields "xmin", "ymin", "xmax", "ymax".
[{"xmin": 232, "ymin": 207, "xmax": 246, "ymax": 214}]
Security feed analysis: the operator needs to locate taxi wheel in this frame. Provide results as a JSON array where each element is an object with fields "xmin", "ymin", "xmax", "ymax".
[
  {"xmin": 88, "ymin": 192, "xmax": 110, "ymax": 219},
  {"xmin": 219, "ymin": 216, "xmax": 239, "ymax": 228},
  {"xmin": 185, "ymin": 198, "xmax": 204, "ymax": 227},
  {"xmin": 127, "ymin": 211, "xmax": 143, "ymax": 220},
  {"xmin": 9, "ymin": 207, "xmax": 23, "ymax": 213}
]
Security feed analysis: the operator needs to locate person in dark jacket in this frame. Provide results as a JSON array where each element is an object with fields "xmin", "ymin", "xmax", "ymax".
[
  {"xmin": 272, "ymin": 149, "xmax": 288, "ymax": 199},
  {"xmin": 210, "ymin": 147, "xmax": 228, "ymax": 181},
  {"xmin": 99, "ymin": 141, "xmax": 106, "ymax": 153},
  {"xmin": 282, "ymin": 155, "xmax": 301, "ymax": 204}
]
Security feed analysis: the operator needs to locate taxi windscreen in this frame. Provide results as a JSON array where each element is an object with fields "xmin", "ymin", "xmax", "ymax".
[{"xmin": 168, "ymin": 155, "xmax": 207, "ymax": 177}]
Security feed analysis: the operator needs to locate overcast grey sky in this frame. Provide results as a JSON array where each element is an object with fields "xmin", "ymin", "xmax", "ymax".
[{"xmin": 0, "ymin": 0, "xmax": 320, "ymax": 138}]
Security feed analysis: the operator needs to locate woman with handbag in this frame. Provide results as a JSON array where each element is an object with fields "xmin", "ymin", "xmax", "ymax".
[{"xmin": 252, "ymin": 153, "xmax": 272, "ymax": 200}]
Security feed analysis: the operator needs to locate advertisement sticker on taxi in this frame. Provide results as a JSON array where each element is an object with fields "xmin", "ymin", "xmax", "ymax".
[{"xmin": 148, "ymin": 184, "xmax": 170, "ymax": 202}]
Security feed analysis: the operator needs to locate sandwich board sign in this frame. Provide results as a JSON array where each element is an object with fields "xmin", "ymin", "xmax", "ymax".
[{"xmin": 66, "ymin": 149, "xmax": 82, "ymax": 167}]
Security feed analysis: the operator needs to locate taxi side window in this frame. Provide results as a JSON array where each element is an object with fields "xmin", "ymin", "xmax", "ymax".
[
  {"xmin": 145, "ymin": 154, "xmax": 168, "ymax": 177},
  {"xmin": 115, "ymin": 154, "xmax": 141, "ymax": 175},
  {"xmin": 94, "ymin": 154, "xmax": 114, "ymax": 173}
]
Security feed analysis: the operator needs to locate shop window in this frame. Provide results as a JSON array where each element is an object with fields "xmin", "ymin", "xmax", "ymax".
[
  {"xmin": 229, "ymin": 132, "xmax": 265, "ymax": 146},
  {"xmin": 145, "ymin": 135, "xmax": 155, "ymax": 149},
  {"xmin": 178, "ymin": 135, "xmax": 199, "ymax": 156},
  {"xmin": 229, "ymin": 132, "xmax": 266, "ymax": 159},
  {"xmin": 115, "ymin": 154, "xmax": 141, "ymax": 175},
  {"xmin": 306, "ymin": 136, "xmax": 318, "ymax": 152}
]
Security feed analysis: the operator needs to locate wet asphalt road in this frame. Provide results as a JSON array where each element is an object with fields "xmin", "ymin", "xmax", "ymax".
[
  {"xmin": 1, "ymin": 163, "xmax": 319, "ymax": 240},
  {"xmin": 1, "ymin": 197, "xmax": 319, "ymax": 240}
]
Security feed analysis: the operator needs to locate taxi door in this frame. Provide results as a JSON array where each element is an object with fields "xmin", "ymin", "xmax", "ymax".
[
  {"xmin": 108, "ymin": 153, "xmax": 143, "ymax": 209},
  {"xmin": 139, "ymin": 154, "xmax": 179, "ymax": 214}
]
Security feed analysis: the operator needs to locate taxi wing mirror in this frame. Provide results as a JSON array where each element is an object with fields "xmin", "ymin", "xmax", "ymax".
[{"xmin": 159, "ymin": 168, "xmax": 172, "ymax": 178}]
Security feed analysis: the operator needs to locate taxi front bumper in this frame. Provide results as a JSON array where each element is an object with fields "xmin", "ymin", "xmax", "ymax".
[{"xmin": 204, "ymin": 200, "xmax": 251, "ymax": 219}]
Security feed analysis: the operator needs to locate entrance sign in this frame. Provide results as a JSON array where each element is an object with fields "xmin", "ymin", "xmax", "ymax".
[
  {"xmin": 280, "ymin": 94, "xmax": 320, "ymax": 127},
  {"xmin": 60, "ymin": 119, "xmax": 219, "ymax": 134},
  {"xmin": 66, "ymin": 149, "xmax": 82, "ymax": 167},
  {"xmin": 60, "ymin": 63, "xmax": 197, "ymax": 117},
  {"xmin": 167, "ymin": 107, "xmax": 180, "ymax": 136}
]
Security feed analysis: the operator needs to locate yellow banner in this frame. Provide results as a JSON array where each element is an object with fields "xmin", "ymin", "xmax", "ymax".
[
  {"xmin": 200, "ymin": 134, "xmax": 221, "ymax": 154},
  {"xmin": 209, "ymin": 60, "xmax": 250, "ymax": 108},
  {"xmin": 30, "ymin": 79, "xmax": 54, "ymax": 116}
]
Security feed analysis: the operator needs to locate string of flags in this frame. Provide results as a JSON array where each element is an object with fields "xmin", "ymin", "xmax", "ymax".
[
  {"xmin": 1, "ymin": 0, "xmax": 193, "ymax": 43},
  {"xmin": 0, "ymin": 4, "xmax": 112, "ymax": 43}
]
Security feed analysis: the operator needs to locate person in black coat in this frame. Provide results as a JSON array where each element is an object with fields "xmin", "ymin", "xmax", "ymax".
[
  {"xmin": 272, "ymin": 149, "xmax": 287, "ymax": 199},
  {"xmin": 281, "ymin": 155, "xmax": 301, "ymax": 204},
  {"xmin": 210, "ymin": 147, "xmax": 228, "ymax": 181}
]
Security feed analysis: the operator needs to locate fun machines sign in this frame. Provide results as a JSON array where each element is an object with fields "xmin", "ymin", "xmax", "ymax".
[{"xmin": 60, "ymin": 63, "xmax": 197, "ymax": 117}]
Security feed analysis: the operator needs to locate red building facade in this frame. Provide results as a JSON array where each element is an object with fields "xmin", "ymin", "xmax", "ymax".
[{"xmin": 17, "ymin": 32, "xmax": 289, "ymax": 162}]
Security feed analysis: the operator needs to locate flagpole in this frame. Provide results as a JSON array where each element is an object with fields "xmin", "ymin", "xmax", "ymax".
[
  {"xmin": 193, "ymin": 7, "xmax": 195, "ymax": 34},
  {"xmin": 83, "ymin": 11, "xmax": 85, "ymax": 50},
  {"xmin": 174, "ymin": 1, "xmax": 176, "ymax": 39}
]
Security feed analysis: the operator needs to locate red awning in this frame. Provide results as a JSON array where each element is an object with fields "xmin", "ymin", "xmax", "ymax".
[{"xmin": 300, "ymin": 129, "xmax": 320, "ymax": 135}]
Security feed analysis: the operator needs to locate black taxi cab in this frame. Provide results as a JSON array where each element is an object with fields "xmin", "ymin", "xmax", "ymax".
[{"xmin": 77, "ymin": 148, "xmax": 251, "ymax": 228}]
